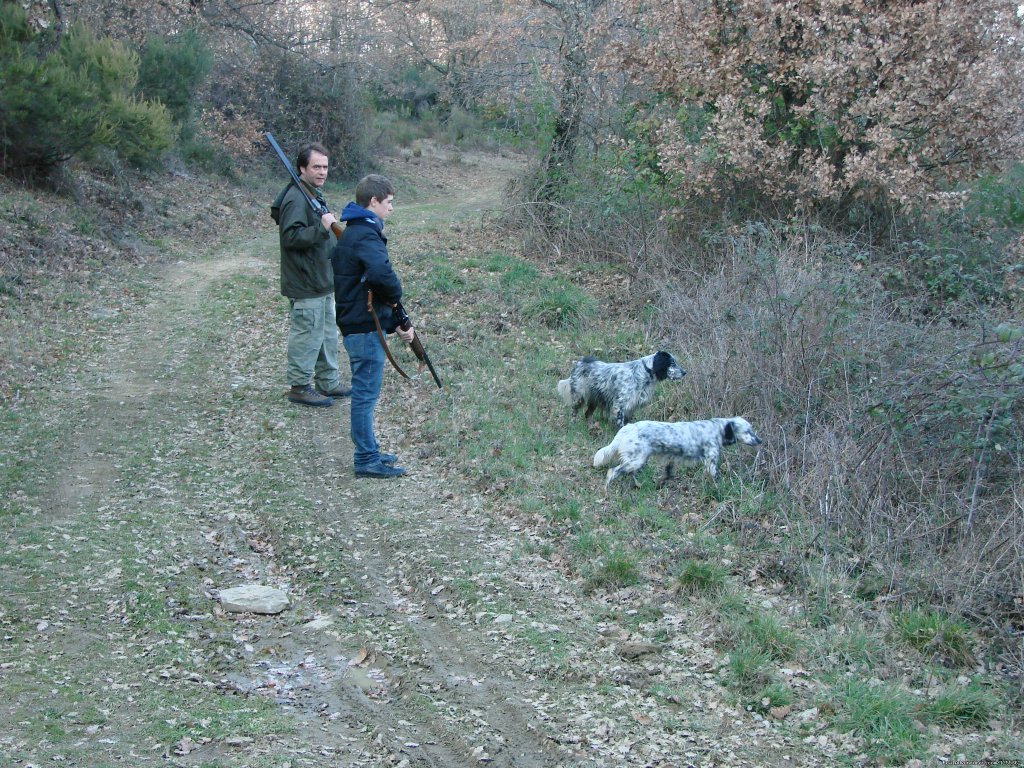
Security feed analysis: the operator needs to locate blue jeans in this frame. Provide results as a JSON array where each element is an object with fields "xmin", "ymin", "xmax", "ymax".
[{"xmin": 343, "ymin": 331, "xmax": 385, "ymax": 467}]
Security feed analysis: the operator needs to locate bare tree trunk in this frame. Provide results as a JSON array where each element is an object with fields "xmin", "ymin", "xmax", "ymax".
[{"xmin": 534, "ymin": 0, "xmax": 604, "ymax": 202}]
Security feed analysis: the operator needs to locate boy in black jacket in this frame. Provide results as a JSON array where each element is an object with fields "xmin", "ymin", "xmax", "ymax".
[{"xmin": 332, "ymin": 175, "xmax": 415, "ymax": 478}]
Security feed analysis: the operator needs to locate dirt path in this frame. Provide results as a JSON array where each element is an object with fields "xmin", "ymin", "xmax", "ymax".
[{"xmin": 1, "ymin": 147, "xmax": 842, "ymax": 768}]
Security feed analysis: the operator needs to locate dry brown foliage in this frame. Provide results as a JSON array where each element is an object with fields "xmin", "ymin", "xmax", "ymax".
[{"xmin": 619, "ymin": 0, "xmax": 1024, "ymax": 210}]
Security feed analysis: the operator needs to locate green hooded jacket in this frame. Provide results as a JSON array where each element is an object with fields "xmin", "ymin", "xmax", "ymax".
[{"xmin": 270, "ymin": 182, "xmax": 335, "ymax": 299}]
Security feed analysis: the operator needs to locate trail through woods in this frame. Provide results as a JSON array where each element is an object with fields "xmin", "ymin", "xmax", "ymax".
[{"xmin": 2, "ymin": 146, "xmax": 847, "ymax": 767}]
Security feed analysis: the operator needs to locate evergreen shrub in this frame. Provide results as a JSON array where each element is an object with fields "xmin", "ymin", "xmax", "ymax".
[
  {"xmin": 0, "ymin": 4, "xmax": 172, "ymax": 174},
  {"xmin": 137, "ymin": 29, "xmax": 212, "ymax": 126}
]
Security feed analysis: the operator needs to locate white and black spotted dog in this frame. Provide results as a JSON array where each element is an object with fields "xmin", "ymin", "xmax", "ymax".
[
  {"xmin": 593, "ymin": 417, "xmax": 762, "ymax": 488},
  {"xmin": 556, "ymin": 351, "xmax": 685, "ymax": 428}
]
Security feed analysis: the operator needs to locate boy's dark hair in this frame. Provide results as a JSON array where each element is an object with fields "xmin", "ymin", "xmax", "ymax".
[
  {"xmin": 355, "ymin": 174, "xmax": 395, "ymax": 208},
  {"xmin": 296, "ymin": 142, "xmax": 329, "ymax": 171}
]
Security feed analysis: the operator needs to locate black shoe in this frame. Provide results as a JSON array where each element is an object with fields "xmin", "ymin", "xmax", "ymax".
[
  {"xmin": 354, "ymin": 461, "xmax": 407, "ymax": 479},
  {"xmin": 316, "ymin": 384, "xmax": 352, "ymax": 398},
  {"xmin": 288, "ymin": 384, "xmax": 333, "ymax": 407}
]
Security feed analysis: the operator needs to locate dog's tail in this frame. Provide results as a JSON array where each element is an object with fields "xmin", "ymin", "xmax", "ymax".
[
  {"xmin": 557, "ymin": 378, "xmax": 572, "ymax": 406},
  {"xmin": 593, "ymin": 441, "xmax": 618, "ymax": 468}
]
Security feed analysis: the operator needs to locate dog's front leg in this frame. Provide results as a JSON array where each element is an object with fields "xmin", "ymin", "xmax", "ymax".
[{"xmin": 703, "ymin": 453, "xmax": 719, "ymax": 478}]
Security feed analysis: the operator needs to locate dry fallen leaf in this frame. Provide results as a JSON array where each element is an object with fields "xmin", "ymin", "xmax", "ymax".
[{"xmin": 349, "ymin": 646, "xmax": 375, "ymax": 667}]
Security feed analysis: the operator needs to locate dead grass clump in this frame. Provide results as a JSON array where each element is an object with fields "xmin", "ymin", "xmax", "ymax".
[{"xmin": 631, "ymin": 218, "xmax": 1023, "ymax": 623}]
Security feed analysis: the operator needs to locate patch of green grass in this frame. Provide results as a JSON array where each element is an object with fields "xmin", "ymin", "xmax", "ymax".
[
  {"xmin": 818, "ymin": 628, "xmax": 886, "ymax": 671},
  {"xmin": 484, "ymin": 251, "xmax": 520, "ymax": 272},
  {"xmin": 518, "ymin": 495, "xmax": 548, "ymax": 515},
  {"xmin": 921, "ymin": 681, "xmax": 998, "ymax": 726},
  {"xmin": 893, "ymin": 608, "xmax": 975, "ymax": 667},
  {"xmin": 623, "ymin": 603, "xmax": 664, "ymax": 630},
  {"xmin": 449, "ymin": 576, "xmax": 483, "ymax": 604},
  {"xmin": 853, "ymin": 571, "xmax": 892, "ymax": 602},
  {"xmin": 481, "ymin": 253, "xmax": 589, "ymax": 332},
  {"xmin": 496, "ymin": 258, "xmax": 540, "ymax": 291},
  {"xmin": 548, "ymin": 497, "xmax": 583, "ymax": 523},
  {"xmin": 570, "ymin": 529, "xmax": 604, "ymax": 559},
  {"xmin": 713, "ymin": 589, "xmax": 750, "ymax": 619},
  {"xmin": 834, "ymin": 679, "xmax": 925, "ymax": 764},
  {"xmin": 585, "ymin": 548, "xmax": 641, "ymax": 591},
  {"xmin": 630, "ymin": 499, "xmax": 678, "ymax": 535},
  {"xmin": 522, "ymin": 624, "xmax": 571, "ymax": 665},
  {"xmin": 522, "ymin": 277, "xmax": 595, "ymax": 330},
  {"xmin": 651, "ymin": 683, "xmax": 688, "ymax": 707},
  {"xmin": 425, "ymin": 257, "xmax": 468, "ymax": 295},
  {"xmin": 675, "ymin": 558, "xmax": 729, "ymax": 595},
  {"xmin": 0, "ymin": 410, "xmax": 56, "ymax": 516},
  {"xmin": 726, "ymin": 612, "xmax": 798, "ymax": 662},
  {"xmin": 724, "ymin": 646, "xmax": 777, "ymax": 696},
  {"xmin": 41, "ymin": 706, "xmax": 68, "ymax": 739},
  {"xmin": 801, "ymin": 596, "xmax": 836, "ymax": 629},
  {"xmin": 698, "ymin": 472, "xmax": 747, "ymax": 503},
  {"xmin": 146, "ymin": 687, "xmax": 285, "ymax": 743}
]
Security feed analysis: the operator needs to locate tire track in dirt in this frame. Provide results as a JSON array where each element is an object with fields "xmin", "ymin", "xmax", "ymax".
[
  {"xmin": 201, "ymin": 149, "xmax": 601, "ymax": 765},
  {"xmin": 263, "ymin": 415, "xmax": 581, "ymax": 767},
  {"xmin": 114, "ymin": 215, "xmax": 582, "ymax": 762}
]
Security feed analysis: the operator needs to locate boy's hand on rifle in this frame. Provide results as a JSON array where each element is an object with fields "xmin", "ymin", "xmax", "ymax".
[{"xmin": 396, "ymin": 324, "xmax": 415, "ymax": 343}]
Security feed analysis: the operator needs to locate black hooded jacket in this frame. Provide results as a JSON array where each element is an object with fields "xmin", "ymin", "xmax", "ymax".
[{"xmin": 331, "ymin": 202, "xmax": 403, "ymax": 336}]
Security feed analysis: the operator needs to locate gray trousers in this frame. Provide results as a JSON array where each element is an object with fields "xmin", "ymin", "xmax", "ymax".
[{"xmin": 286, "ymin": 294, "xmax": 341, "ymax": 390}]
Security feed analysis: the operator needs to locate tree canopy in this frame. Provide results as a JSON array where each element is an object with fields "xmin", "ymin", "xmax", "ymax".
[{"xmin": 617, "ymin": 0, "xmax": 1024, "ymax": 211}]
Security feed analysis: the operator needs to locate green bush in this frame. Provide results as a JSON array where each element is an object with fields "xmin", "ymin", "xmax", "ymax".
[
  {"xmin": 179, "ymin": 135, "xmax": 236, "ymax": 177},
  {"xmin": 521, "ymin": 277, "xmax": 595, "ymax": 330},
  {"xmin": 727, "ymin": 613, "xmax": 798, "ymax": 663},
  {"xmin": 0, "ymin": 5, "xmax": 172, "ymax": 173},
  {"xmin": 750, "ymin": 682, "xmax": 794, "ymax": 714},
  {"xmin": 586, "ymin": 549, "xmax": 641, "ymax": 590},
  {"xmin": 724, "ymin": 647, "xmax": 777, "ymax": 696},
  {"xmin": 137, "ymin": 29, "xmax": 212, "ymax": 125},
  {"xmin": 970, "ymin": 163, "xmax": 1024, "ymax": 229}
]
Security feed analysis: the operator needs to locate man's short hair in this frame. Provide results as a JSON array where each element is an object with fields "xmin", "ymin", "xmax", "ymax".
[
  {"xmin": 296, "ymin": 142, "xmax": 329, "ymax": 171},
  {"xmin": 355, "ymin": 174, "xmax": 395, "ymax": 208}
]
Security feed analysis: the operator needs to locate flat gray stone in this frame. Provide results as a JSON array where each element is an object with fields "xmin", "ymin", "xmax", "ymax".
[{"xmin": 219, "ymin": 584, "xmax": 290, "ymax": 614}]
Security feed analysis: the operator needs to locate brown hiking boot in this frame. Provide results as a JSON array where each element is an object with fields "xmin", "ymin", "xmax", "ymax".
[{"xmin": 287, "ymin": 384, "xmax": 333, "ymax": 407}]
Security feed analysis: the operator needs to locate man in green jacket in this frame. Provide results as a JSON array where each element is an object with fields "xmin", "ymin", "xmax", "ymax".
[{"xmin": 270, "ymin": 142, "xmax": 351, "ymax": 407}]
